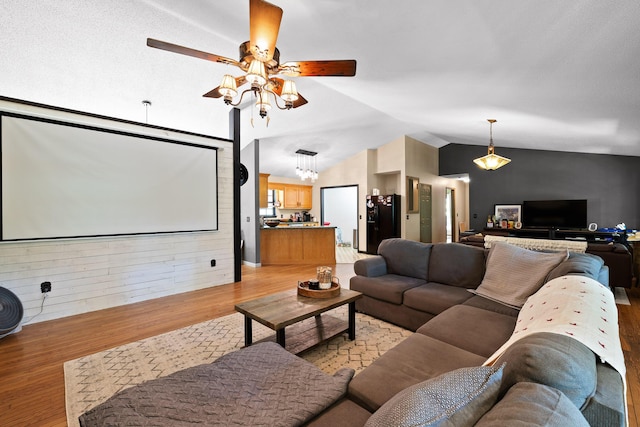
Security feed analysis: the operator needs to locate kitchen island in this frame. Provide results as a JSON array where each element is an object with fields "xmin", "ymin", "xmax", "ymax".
[{"xmin": 260, "ymin": 226, "xmax": 336, "ymax": 265}]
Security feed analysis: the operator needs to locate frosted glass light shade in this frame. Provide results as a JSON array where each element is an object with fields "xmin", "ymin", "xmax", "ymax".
[{"xmin": 473, "ymin": 147, "xmax": 511, "ymax": 170}]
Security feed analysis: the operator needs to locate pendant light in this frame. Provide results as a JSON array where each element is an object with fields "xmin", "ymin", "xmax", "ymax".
[{"xmin": 473, "ymin": 119, "xmax": 511, "ymax": 170}]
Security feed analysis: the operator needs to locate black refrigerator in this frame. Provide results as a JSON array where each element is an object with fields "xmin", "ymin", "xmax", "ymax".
[{"xmin": 366, "ymin": 194, "xmax": 401, "ymax": 254}]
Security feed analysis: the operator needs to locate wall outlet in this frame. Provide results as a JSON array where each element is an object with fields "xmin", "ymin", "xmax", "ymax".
[{"xmin": 41, "ymin": 281, "xmax": 52, "ymax": 293}]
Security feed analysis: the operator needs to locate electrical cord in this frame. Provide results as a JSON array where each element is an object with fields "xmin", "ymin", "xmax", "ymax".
[{"xmin": 22, "ymin": 293, "xmax": 48, "ymax": 325}]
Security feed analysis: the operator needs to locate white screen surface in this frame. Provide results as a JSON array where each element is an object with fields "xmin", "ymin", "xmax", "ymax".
[{"xmin": 1, "ymin": 115, "xmax": 218, "ymax": 240}]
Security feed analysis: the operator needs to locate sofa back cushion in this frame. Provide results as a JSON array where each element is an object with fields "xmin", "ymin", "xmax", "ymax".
[
  {"xmin": 378, "ymin": 238, "xmax": 432, "ymax": 281},
  {"xmin": 546, "ymin": 251, "xmax": 605, "ymax": 283},
  {"xmin": 494, "ymin": 332, "xmax": 597, "ymax": 410},
  {"xmin": 428, "ymin": 243, "xmax": 486, "ymax": 288}
]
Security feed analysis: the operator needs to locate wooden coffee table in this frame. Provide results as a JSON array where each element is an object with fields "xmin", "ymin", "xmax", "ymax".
[{"xmin": 234, "ymin": 288, "xmax": 362, "ymax": 354}]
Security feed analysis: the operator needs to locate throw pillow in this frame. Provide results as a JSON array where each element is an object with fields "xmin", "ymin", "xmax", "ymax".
[
  {"xmin": 364, "ymin": 364, "xmax": 504, "ymax": 427},
  {"xmin": 472, "ymin": 242, "xmax": 567, "ymax": 308},
  {"xmin": 475, "ymin": 382, "xmax": 590, "ymax": 427}
]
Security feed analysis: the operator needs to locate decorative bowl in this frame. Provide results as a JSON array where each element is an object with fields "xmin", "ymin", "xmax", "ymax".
[{"xmin": 264, "ymin": 219, "xmax": 281, "ymax": 227}]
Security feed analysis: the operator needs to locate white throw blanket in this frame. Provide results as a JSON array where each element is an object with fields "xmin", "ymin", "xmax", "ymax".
[
  {"xmin": 484, "ymin": 234, "xmax": 588, "ymax": 253},
  {"xmin": 484, "ymin": 275, "xmax": 627, "ymax": 424}
]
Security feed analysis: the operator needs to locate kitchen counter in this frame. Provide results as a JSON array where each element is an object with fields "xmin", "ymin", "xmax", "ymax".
[
  {"xmin": 262, "ymin": 225, "xmax": 336, "ymax": 229},
  {"xmin": 260, "ymin": 226, "xmax": 336, "ymax": 265}
]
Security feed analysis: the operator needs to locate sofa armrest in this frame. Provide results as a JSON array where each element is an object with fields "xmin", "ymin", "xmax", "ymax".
[{"xmin": 354, "ymin": 256, "xmax": 388, "ymax": 277}]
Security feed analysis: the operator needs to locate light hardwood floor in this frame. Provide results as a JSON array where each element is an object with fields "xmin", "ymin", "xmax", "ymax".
[{"xmin": 1, "ymin": 264, "xmax": 638, "ymax": 426}]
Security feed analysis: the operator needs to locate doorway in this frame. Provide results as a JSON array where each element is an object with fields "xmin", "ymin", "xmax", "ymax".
[
  {"xmin": 321, "ymin": 185, "xmax": 360, "ymax": 263},
  {"xmin": 445, "ymin": 187, "xmax": 455, "ymax": 243},
  {"xmin": 419, "ymin": 183, "xmax": 432, "ymax": 243}
]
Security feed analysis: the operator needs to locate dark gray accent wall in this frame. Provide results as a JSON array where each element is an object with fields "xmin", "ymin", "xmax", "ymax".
[{"xmin": 439, "ymin": 144, "xmax": 640, "ymax": 232}]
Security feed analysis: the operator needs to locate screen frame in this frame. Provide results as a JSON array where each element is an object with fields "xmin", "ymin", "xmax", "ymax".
[{"xmin": 1, "ymin": 111, "xmax": 220, "ymax": 241}]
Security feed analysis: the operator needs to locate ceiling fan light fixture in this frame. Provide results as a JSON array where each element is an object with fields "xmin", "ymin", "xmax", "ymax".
[
  {"xmin": 219, "ymin": 74, "xmax": 238, "ymax": 101},
  {"xmin": 281, "ymin": 80, "xmax": 298, "ymax": 103},
  {"xmin": 246, "ymin": 59, "xmax": 268, "ymax": 86},
  {"xmin": 473, "ymin": 119, "xmax": 511, "ymax": 171},
  {"xmin": 256, "ymin": 90, "xmax": 271, "ymax": 118},
  {"xmin": 146, "ymin": 0, "xmax": 356, "ymax": 125}
]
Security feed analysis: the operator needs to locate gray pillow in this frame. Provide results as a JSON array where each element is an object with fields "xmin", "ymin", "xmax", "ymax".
[
  {"xmin": 473, "ymin": 242, "xmax": 567, "ymax": 308},
  {"xmin": 364, "ymin": 364, "xmax": 504, "ymax": 427},
  {"xmin": 475, "ymin": 382, "xmax": 590, "ymax": 426}
]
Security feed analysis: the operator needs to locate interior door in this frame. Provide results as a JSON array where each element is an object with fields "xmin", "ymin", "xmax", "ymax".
[{"xmin": 419, "ymin": 184, "xmax": 432, "ymax": 243}]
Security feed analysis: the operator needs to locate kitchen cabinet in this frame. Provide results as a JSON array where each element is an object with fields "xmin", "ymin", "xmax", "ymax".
[
  {"xmin": 260, "ymin": 227, "xmax": 336, "ymax": 265},
  {"xmin": 283, "ymin": 184, "xmax": 312, "ymax": 209},
  {"xmin": 259, "ymin": 173, "xmax": 270, "ymax": 208}
]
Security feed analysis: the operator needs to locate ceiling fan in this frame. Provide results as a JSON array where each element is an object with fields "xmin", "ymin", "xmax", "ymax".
[{"xmin": 147, "ymin": 0, "xmax": 357, "ymax": 121}]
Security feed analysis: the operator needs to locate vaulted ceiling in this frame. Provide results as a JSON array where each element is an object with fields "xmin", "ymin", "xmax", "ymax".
[{"xmin": 2, "ymin": 1, "xmax": 639, "ymax": 178}]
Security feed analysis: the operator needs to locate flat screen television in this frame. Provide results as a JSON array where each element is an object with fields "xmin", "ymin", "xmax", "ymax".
[{"xmin": 522, "ymin": 199, "xmax": 587, "ymax": 230}]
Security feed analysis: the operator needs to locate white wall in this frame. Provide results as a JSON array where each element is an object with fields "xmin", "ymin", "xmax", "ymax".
[
  {"xmin": 312, "ymin": 135, "xmax": 469, "ymax": 248},
  {"xmin": 240, "ymin": 140, "xmax": 260, "ymax": 265},
  {"xmin": 323, "ymin": 186, "xmax": 358, "ymax": 245},
  {"xmin": 0, "ymin": 100, "xmax": 235, "ymax": 324}
]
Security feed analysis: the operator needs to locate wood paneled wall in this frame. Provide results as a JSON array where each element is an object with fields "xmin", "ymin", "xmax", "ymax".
[{"xmin": 0, "ymin": 99, "xmax": 235, "ymax": 324}]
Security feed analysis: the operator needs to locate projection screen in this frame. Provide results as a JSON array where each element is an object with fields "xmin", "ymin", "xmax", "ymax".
[{"xmin": 1, "ymin": 113, "xmax": 218, "ymax": 241}]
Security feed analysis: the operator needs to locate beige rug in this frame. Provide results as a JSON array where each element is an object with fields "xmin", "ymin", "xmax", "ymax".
[{"xmin": 64, "ymin": 307, "xmax": 412, "ymax": 427}]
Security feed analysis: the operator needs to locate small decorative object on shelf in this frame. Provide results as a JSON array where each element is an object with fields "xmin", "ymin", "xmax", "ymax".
[
  {"xmin": 486, "ymin": 215, "xmax": 494, "ymax": 228},
  {"xmin": 317, "ymin": 266, "xmax": 333, "ymax": 289}
]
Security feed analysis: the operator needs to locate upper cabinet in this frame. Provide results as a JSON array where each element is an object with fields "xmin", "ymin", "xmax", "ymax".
[
  {"xmin": 259, "ymin": 173, "xmax": 270, "ymax": 208},
  {"xmin": 265, "ymin": 181, "xmax": 313, "ymax": 210},
  {"xmin": 282, "ymin": 184, "xmax": 312, "ymax": 209}
]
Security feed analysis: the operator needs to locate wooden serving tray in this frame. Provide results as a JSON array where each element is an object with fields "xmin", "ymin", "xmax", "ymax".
[{"xmin": 297, "ymin": 280, "xmax": 341, "ymax": 299}]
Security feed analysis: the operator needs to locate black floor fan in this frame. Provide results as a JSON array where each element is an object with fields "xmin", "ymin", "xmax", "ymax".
[{"xmin": 0, "ymin": 287, "xmax": 24, "ymax": 339}]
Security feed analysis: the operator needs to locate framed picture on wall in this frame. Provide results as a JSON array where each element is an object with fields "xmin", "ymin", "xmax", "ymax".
[
  {"xmin": 406, "ymin": 176, "xmax": 420, "ymax": 213},
  {"xmin": 494, "ymin": 204, "xmax": 521, "ymax": 223}
]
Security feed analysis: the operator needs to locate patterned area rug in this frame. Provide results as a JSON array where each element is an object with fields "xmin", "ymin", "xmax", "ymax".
[{"xmin": 64, "ymin": 307, "xmax": 412, "ymax": 427}]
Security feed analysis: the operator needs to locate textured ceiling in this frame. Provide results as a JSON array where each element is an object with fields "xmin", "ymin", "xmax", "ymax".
[{"xmin": 1, "ymin": 1, "xmax": 639, "ymax": 178}]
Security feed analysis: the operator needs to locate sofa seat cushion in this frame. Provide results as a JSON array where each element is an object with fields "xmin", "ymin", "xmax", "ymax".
[
  {"xmin": 350, "ymin": 274, "xmax": 425, "ymax": 305},
  {"xmin": 348, "ymin": 334, "xmax": 486, "ymax": 412},
  {"xmin": 403, "ymin": 283, "xmax": 475, "ymax": 316},
  {"xmin": 305, "ymin": 398, "xmax": 372, "ymax": 427},
  {"xmin": 416, "ymin": 305, "xmax": 517, "ymax": 357},
  {"xmin": 364, "ymin": 365, "xmax": 504, "ymax": 427},
  {"xmin": 428, "ymin": 243, "xmax": 486, "ymax": 288},
  {"xmin": 475, "ymin": 382, "xmax": 589, "ymax": 427}
]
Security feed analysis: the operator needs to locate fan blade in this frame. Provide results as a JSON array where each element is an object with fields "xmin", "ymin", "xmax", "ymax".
[
  {"xmin": 147, "ymin": 38, "xmax": 240, "ymax": 67},
  {"xmin": 269, "ymin": 78, "xmax": 308, "ymax": 108},
  {"xmin": 249, "ymin": 0, "xmax": 283, "ymax": 62},
  {"xmin": 278, "ymin": 60, "xmax": 357, "ymax": 77},
  {"xmin": 291, "ymin": 93, "xmax": 308, "ymax": 108},
  {"xmin": 203, "ymin": 76, "xmax": 248, "ymax": 98}
]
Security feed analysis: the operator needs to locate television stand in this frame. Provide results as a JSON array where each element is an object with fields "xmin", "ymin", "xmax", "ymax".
[{"xmin": 483, "ymin": 227, "xmax": 627, "ymax": 245}]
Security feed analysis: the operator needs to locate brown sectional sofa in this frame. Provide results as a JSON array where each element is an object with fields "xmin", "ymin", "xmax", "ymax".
[{"xmin": 306, "ymin": 238, "xmax": 625, "ymax": 426}]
